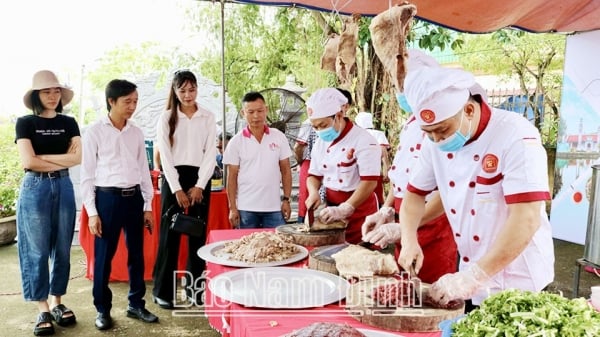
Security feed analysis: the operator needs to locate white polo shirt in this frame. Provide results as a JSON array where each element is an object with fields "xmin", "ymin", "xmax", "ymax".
[{"xmin": 222, "ymin": 125, "xmax": 292, "ymax": 212}]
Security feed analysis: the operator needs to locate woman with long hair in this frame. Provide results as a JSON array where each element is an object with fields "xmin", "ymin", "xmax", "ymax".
[{"xmin": 152, "ymin": 70, "xmax": 216, "ymax": 308}]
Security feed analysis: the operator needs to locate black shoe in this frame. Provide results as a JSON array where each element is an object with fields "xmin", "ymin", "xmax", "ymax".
[
  {"xmin": 126, "ymin": 306, "xmax": 158, "ymax": 323},
  {"xmin": 94, "ymin": 313, "xmax": 112, "ymax": 330},
  {"xmin": 153, "ymin": 296, "xmax": 174, "ymax": 309}
]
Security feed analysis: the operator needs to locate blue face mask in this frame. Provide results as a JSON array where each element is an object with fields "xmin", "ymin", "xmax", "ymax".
[
  {"xmin": 317, "ymin": 118, "xmax": 340, "ymax": 142},
  {"xmin": 437, "ymin": 113, "xmax": 472, "ymax": 152},
  {"xmin": 396, "ymin": 93, "xmax": 412, "ymax": 113}
]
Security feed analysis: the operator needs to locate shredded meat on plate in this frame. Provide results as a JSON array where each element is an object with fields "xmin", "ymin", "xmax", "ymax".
[{"xmin": 220, "ymin": 232, "xmax": 299, "ymax": 263}]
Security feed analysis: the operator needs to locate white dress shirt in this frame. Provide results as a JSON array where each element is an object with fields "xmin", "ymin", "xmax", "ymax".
[
  {"xmin": 156, "ymin": 104, "xmax": 217, "ymax": 192},
  {"xmin": 80, "ymin": 116, "xmax": 153, "ymax": 217}
]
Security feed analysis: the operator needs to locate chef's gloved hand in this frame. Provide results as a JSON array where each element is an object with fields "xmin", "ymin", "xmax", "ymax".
[
  {"xmin": 429, "ymin": 263, "xmax": 490, "ymax": 305},
  {"xmin": 361, "ymin": 206, "xmax": 395, "ymax": 237},
  {"xmin": 320, "ymin": 202, "xmax": 355, "ymax": 223},
  {"xmin": 361, "ymin": 222, "xmax": 402, "ymax": 248}
]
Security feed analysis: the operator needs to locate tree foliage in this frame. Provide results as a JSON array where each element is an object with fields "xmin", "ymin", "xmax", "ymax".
[
  {"xmin": 0, "ymin": 124, "xmax": 21, "ymax": 217},
  {"xmin": 188, "ymin": 3, "xmax": 330, "ymax": 107},
  {"xmin": 458, "ymin": 30, "xmax": 566, "ymax": 146}
]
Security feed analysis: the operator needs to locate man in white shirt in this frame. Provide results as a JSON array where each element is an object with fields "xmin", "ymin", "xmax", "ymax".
[
  {"xmin": 223, "ymin": 91, "xmax": 293, "ymax": 228},
  {"xmin": 80, "ymin": 79, "xmax": 158, "ymax": 330},
  {"xmin": 398, "ymin": 66, "xmax": 554, "ymax": 309},
  {"xmin": 305, "ymin": 88, "xmax": 381, "ymax": 244}
]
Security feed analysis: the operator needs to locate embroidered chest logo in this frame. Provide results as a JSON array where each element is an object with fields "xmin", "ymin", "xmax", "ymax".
[
  {"xmin": 346, "ymin": 148, "xmax": 355, "ymax": 160},
  {"xmin": 482, "ymin": 154, "xmax": 499, "ymax": 173},
  {"xmin": 420, "ymin": 109, "xmax": 435, "ymax": 124},
  {"xmin": 307, "ymin": 107, "xmax": 314, "ymax": 117},
  {"xmin": 269, "ymin": 143, "xmax": 280, "ymax": 151}
]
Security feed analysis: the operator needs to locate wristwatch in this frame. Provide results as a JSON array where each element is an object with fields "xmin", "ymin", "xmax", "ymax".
[{"xmin": 281, "ymin": 196, "xmax": 290, "ymax": 202}]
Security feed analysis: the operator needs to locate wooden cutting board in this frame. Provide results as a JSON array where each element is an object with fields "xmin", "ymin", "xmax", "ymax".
[
  {"xmin": 276, "ymin": 224, "xmax": 345, "ymax": 247},
  {"xmin": 307, "ymin": 243, "xmax": 351, "ymax": 275},
  {"xmin": 345, "ymin": 277, "xmax": 464, "ymax": 332}
]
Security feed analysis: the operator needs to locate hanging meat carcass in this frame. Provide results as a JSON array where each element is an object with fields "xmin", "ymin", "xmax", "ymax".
[
  {"xmin": 369, "ymin": 3, "xmax": 417, "ymax": 92},
  {"xmin": 336, "ymin": 13, "xmax": 361, "ymax": 86},
  {"xmin": 320, "ymin": 33, "xmax": 340, "ymax": 73}
]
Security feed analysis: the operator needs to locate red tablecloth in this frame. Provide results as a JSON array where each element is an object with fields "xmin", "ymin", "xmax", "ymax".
[
  {"xmin": 204, "ymin": 229, "xmax": 441, "ymax": 337},
  {"xmin": 79, "ymin": 189, "xmax": 231, "ymax": 281}
]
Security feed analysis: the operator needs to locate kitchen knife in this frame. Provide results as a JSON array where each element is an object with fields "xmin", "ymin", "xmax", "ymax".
[
  {"xmin": 409, "ymin": 263, "xmax": 422, "ymax": 306},
  {"xmin": 307, "ymin": 207, "xmax": 315, "ymax": 230}
]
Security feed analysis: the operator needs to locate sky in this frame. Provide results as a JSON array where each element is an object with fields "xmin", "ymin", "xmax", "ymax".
[{"xmin": 0, "ymin": 0, "xmax": 204, "ymax": 116}]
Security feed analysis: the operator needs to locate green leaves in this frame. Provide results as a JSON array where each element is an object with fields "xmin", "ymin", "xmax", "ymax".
[
  {"xmin": 0, "ymin": 124, "xmax": 20, "ymax": 218},
  {"xmin": 453, "ymin": 289, "xmax": 600, "ymax": 336}
]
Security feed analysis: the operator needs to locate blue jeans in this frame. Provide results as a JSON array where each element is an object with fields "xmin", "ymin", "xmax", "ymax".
[
  {"xmin": 17, "ymin": 173, "xmax": 76, "ymax": 301},
  {"xmin": 238, "ymin": 210, "xmax": 285, "ymax": 229}
]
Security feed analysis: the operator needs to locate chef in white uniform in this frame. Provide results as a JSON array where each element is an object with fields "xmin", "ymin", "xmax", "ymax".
[
  {"xmin": 362, "ymin": 50, "xmax": 458, "ymax": 284},
  {"xmin": 397, "ymin": 66, "xmax": 554, "ymax": 307},
  {"xmin": 304, "ymin": 88, "xmax": 381, "ymax": 244}
]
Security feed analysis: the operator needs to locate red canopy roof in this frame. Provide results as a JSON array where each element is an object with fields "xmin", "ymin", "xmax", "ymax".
[{"xmin": 229, "ymin": 0, "xmax": 600, "ymax": 33}]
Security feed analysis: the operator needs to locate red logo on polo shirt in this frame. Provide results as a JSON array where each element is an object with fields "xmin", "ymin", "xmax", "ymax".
[
  {"xmin": 482, "ymin": 154, "xmax": 499, "ymax": 173},
  {"xmin": 307, "ymin": 107, "xmax": 314, "ymax": 116},
  {"xmin": 420, "ymin": 109, "xmax": 435, "ymax": 124}
]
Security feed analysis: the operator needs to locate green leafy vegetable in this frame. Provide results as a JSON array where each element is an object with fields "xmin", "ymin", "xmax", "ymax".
[{"xmin": 452, "ymin": 289, "xmax": 600, "ymax": 336}]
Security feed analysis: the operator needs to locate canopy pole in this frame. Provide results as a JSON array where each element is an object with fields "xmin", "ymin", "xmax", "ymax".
[{"xmin": 220, "ymin": 0, "xmax": 228, "ymax": 188}]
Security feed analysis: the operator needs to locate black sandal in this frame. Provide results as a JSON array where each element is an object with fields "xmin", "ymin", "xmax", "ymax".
[
  {"xmin": 50, "ymin": 304, "xmax": 76, "ymax": 326},
  {"xmin": 33, "ymin": 312, "xmax": 55, "ymax": 336}
]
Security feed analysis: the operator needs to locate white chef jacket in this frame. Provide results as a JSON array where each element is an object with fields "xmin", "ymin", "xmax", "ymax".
[
  {"xmin": 407, "ymin": 104, "xmax": 555, "ymax": 304},
  {"xmin": 309, "ymin": 120, "xmax": 381, "ymax": 190},
  {"xmin": 388, "ymin": 115, "xmax": 421, "ymax": 198}
]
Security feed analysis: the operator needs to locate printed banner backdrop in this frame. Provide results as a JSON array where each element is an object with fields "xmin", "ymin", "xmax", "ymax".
[{"xmin": 550, "ymin": 30, "xmax": 600, "ymax": 244}]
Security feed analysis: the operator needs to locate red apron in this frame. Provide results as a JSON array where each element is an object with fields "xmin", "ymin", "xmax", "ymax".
[
  {"xmin": 394, "ymin": 197, "xmax": 458, "ymax": 284},
  {"xmin": 297, "ymin": 160, "xmax": 311, "ymax": 218},
  {"xmin": 326, "ymin": 188, "xmax": 378, "ymax": 244}
]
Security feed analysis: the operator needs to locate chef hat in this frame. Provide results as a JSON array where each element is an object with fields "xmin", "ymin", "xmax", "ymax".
[
  {"xmin": 355, "ymin": 112, "xmax": 374, "ymax": 129},
  {"xmin": 405, "ymin": 66, "xmax": 476, "ymax": 125},
  {"xmin": 306, "ymin": 88, "xmax": 348, "ymax": 119},
  {"xmin": 406, "ymin": 49, "xmax": 440, "ymax": 74}
]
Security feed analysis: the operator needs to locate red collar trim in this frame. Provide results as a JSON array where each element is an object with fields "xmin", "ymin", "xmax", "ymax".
[
  {"xmin": 466, "ymin": 101, "xmax": 491, "ymax": 145},
  {"xmin": 330, "ymin": 117, "xmax": 353, "ymax": 147},
  {"xmin": 242, "ymin": 124, "xmax": 270, "ymax": 138}
]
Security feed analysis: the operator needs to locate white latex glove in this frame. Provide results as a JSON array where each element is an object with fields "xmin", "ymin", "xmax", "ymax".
[
  {"xmin": 361, "ymin": 206, "xmax": 395, "ymax": 237},
  {"xmin": 429, "ymin": 263, "xmax": 490, "ymax": 305},
  {"xmin": 361, "ymin": 222, "xmax": 402, "ymax": 248},
  {"xmin": 320, "ymin": 202, "xmax": 355, "ymax": 223}
]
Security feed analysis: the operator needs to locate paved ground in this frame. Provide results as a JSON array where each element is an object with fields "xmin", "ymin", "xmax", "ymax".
[
  {"xmin": 1, "ymin": 231, "xmax": 599, "ymax": 336},
  {"xmin": 0, "ymin": 242, "xmax": 220, "ymax": 337}
]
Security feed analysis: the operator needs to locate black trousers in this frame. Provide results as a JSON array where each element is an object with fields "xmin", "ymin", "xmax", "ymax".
[
  {"xmin": 93, "ymin": 187, "xmax": 145, "ymax": 314},
  {"xmin": 152, "ymin": 166, "xmax": 210, "ymax": 303}
]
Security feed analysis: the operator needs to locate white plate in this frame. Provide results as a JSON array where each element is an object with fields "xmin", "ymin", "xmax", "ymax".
[
  {"xmin": 198, "ymin": 240, "xmax": 308, "ymax": 268},
  {"xmin": 357, "ymin": 328, "xmax": 406, "ymax": 337},
  {"xmin": 209, "ymin": 267, "xmax": 349, "ymax": 308}
]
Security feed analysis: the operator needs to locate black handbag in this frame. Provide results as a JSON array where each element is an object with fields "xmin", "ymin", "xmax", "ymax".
[{"xmin": 169, "ymin": 207, "xmax": 206, "ymax": 237}]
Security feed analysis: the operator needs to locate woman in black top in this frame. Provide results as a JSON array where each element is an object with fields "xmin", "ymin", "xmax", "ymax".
[{"xmin": 16, "ymin": 70, "xmax": 81, "ymax": 335}]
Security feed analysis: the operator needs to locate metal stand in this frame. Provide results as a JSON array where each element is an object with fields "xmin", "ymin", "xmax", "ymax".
[{"xmin": 573, "ymin": 258, "xmax": 600, "ymax": 298}]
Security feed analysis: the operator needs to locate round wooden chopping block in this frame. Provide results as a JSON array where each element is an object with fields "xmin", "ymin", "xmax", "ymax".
[
  {"xmin": 345, "ymin": 277, "xmax": 464, "ymax": 332},
  {"xmin": 307, "ymin": 243, "xmax": 350, "ymax": 275},
  {"xmin": 276, "ymin": 224, "xmax": 345, "ymax": 247}
]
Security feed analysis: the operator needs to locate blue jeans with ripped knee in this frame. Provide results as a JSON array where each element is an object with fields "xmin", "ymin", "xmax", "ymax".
[{"xmin": 17, "ymin": 172, "xmax": 76, "ymax": 301}]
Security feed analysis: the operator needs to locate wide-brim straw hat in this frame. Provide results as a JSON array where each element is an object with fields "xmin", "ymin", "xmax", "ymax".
[{"xmin": 23, "ymin": 70, "xmax": 74, "ymax": 109}]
